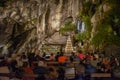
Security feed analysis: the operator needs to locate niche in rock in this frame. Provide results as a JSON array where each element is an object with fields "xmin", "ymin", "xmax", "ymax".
[{"xmin": 77, "ymin": 20, "xmax": 86, "ymax": 33}]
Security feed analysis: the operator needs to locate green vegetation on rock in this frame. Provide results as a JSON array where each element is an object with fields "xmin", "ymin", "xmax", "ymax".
[
  {"xmin": 92, "ymin": 0, "xmax": 120, "ymax": 49},
  {"xmin": 76, "ymin": 13, "xmax": 92, "ymax": 41},
  {"xmin": 60, "ymin": 22, "xmax": 76, "ymax": 35}
]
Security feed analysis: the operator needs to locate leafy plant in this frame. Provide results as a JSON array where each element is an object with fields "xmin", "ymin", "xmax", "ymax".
[
  {"xmin": 92, "ymin": 21, "xmax": 120, "ymax": 48},
  {"xmin": 75, "ymin": 31, "xmax": 89, "ymax": 41},
  {"xmin": 60, "ymin": 22, "xmax": 76, "ymax": 34},
  {"xmin": 89, "ymin": 0, "xmax": 120, "ymax": 49}
]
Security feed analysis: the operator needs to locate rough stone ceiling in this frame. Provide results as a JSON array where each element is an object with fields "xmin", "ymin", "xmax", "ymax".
[{"xmin": 44, "ymin": 32, "xmax": 67, "ymax": 45}]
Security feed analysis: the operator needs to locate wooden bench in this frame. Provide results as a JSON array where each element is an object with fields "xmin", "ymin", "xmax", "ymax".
[
  {"xmin": 65, "ymin": 73, "xmax": 111, "ymax": 79},
  {"xmin": 65, "ymin": 67, "xmax": 76, "ymax": 79},
  {"xmin": 0, "ymin": 73, "xmax": 112, "ymax": 78},
  {"xmin": 91, "ymin": 73, "xmax": 111, "ymax": 77}
]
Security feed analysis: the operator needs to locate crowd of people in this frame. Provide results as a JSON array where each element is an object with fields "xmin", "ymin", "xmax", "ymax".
[{"xmin": 0, "ymin": 50, "xmax": 119, "ymax": 80}]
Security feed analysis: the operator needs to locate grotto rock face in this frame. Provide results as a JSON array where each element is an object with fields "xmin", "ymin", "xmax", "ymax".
[
  {"xmin": 91, "ymin": 2, "xmax": 112, "ymax": 39},
  {"xmin": 90, "ymin": 1, "xmax": 120, "ymax": 57},
  {"xmin": 0, "ymin": 0, "xmax": 81, "ymax": 54}
]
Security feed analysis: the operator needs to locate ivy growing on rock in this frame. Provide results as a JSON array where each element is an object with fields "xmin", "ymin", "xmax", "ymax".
[
  {"xmin": 92, "ymin": 0, "xmax": 120, "ymax": 49},
  {"xmin": 60, "ymin": 21, "xmax": 76, "ymax": 35},
  {"xmin": 76, "ymin": 0, "xmax": 120, "ymax": 51}
]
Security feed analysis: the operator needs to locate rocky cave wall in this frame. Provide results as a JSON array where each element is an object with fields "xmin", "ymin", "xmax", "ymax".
[{"xmin": 0, "ymin": 0, "xmax": 82, "ymax": 55}]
